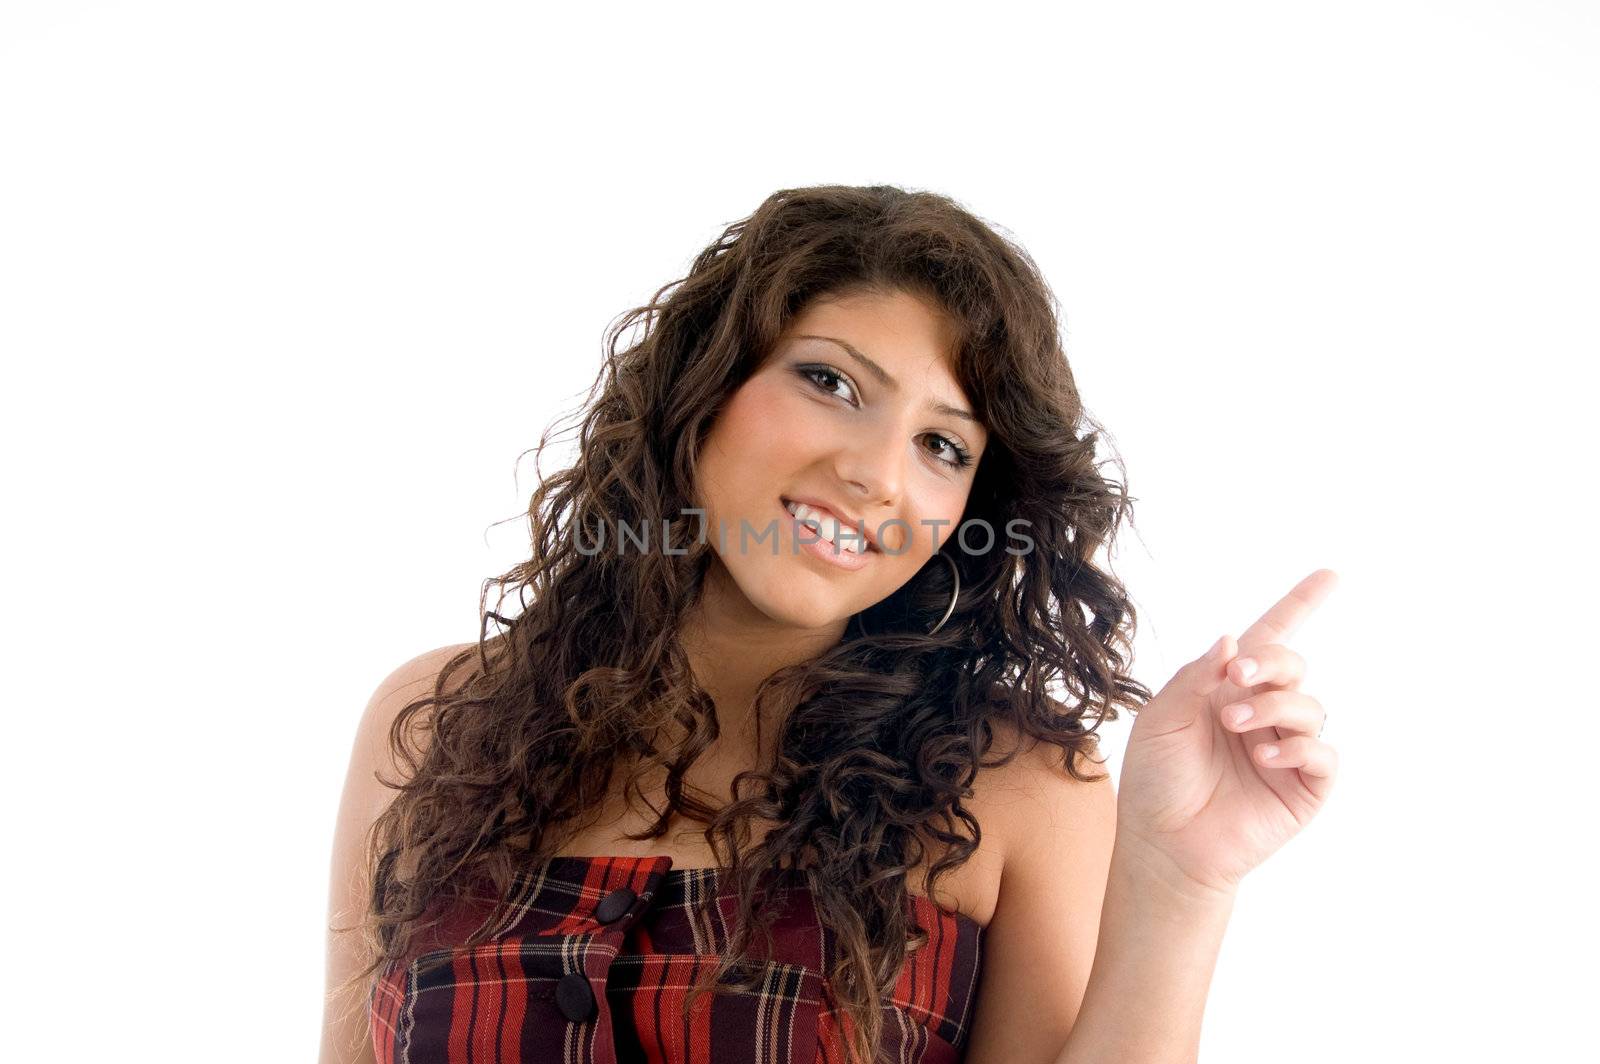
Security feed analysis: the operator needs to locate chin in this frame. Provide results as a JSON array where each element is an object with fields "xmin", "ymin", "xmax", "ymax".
[
  {"xmin": 739, "ymin": 577, "xmax": 850, "ymax": 632},
  {"xmin": 759, "ymin": 595, "xmax": 847, "ymax": 632}
]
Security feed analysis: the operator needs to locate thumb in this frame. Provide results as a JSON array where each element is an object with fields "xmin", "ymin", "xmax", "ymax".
[{"xmin": 1149, "ymin": 633, "xmax": 1237, "ymax": 724}]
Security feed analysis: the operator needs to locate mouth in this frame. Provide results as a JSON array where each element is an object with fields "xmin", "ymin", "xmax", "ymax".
[{"xmin": 780, "ymin": 496, "xmax": 880, "ymax": 556}]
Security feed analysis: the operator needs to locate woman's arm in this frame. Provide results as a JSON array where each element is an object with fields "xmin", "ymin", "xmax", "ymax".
[
  {"xmin": 968, "ymin": 570, "xmax": 1338, "ymax": 1064},
  {"xmin": 957, "ymin": 740, "xmax": 1233, "ymax": 1064},
  {"xmin": 1053, "ymin": 569, "xmax": 1339, "ymax": 1063},
  {"xmin": 959, "ymin": 737, "xmax": 1117, "ymax": 1064},
  {"xmin": 320, "ymin": 644, "xmax": 468, "ymax": 1064},
  {"xmin": 1053, "ymin": 836, "xmax": 1236, "ymax": 1064}
]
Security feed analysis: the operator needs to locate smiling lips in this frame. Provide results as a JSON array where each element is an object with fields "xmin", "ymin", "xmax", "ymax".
[{"xmin": 780, "ymin": 496, "xmax": 877, "ymax": 571}]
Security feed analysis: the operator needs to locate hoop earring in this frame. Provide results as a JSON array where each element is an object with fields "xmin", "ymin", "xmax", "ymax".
[{"xmin": 853, "ymin": 551, "xmax": 961, "ymax": 639}]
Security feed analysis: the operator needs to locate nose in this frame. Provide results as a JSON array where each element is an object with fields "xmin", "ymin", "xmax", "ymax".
[{"xmin": 832, "ymin": 423, "xmax": 907, "ymax": 510}]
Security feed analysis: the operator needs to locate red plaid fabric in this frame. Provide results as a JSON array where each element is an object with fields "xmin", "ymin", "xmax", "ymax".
[{"xmin": 369, "ymin": 854, "xmax": 985, "ymax": 1063}]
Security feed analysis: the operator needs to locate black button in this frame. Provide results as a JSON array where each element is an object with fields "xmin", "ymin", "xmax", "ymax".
[
  {"xmin": 555, "ymin": 973, "xmax": 595, "ymax": 1022},
  {"xmin": 595, "ymin": 887, "xmax": 637, "ymax": 923}
]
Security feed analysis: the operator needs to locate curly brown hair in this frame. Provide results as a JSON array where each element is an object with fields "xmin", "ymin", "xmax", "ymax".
[{"xmin": 331, "ymin": 183, "xmax": 1153, "ymax": 1064}]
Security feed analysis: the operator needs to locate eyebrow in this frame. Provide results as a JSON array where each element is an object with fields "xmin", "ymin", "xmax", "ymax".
[{"xmin": 792, "ymin": 334, "xmax": 980, "ymax": 424}]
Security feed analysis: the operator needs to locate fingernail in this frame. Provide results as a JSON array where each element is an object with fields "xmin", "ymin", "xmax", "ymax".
[
  {"xmin": 1229, "ymin": 705, "xmax": 1254, "ymax": 726},
  {"xmin": 1259, "ymin": 744, "xmax": 1279, "ymax": 760},
  {"xmin": 1207, "ymin": 635, "xmax": 1227, "ymax": 659},
  {"xmin": 1235, "ymin": 657, "xmax": 1258, "ymax": 682}
]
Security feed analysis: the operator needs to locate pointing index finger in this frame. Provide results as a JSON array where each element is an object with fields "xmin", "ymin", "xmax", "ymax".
[{"xmin": 1238, "ymin": 568, "xmax": 1340, "ymax": 650}]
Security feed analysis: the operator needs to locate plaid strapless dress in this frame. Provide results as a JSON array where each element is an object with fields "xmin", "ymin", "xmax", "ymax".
[{"xmin": 368, "ymin": 853, "xmax": 985, "ymax": 1064}]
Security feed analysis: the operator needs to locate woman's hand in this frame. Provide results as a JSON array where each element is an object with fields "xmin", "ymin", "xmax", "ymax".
[{"xmin": 1113, "ymin": 568, "xmax": 1340, "ymax": 898}]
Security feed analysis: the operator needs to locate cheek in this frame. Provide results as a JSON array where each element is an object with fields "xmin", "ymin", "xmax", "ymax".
[
  {"xmin": 712, "ymin": 379, "xmax": 823, "ymax": 470},
  {"xmin": 896, "ymin": 491, "xmax": 973, "ymax": 558},
  {"xmin": 699, "ymin": 379, "xmax": 812, "ymax": 510},
  {"xmin": 720, "ymin": 380, "xmax": 788, "ymax": 441}
]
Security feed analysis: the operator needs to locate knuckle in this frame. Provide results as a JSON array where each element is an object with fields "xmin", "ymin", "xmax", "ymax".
[
  {"xmin": 1259, "ymin": 640, "xmax": 1301, "ymax": 664},
  {"xmin": 1263, "ymin": 689, "xmax": 1301, "ymax": 713},
  {"xmin": 1271, "ymin": 645, "xmax": 1307, "ymax": 677}
]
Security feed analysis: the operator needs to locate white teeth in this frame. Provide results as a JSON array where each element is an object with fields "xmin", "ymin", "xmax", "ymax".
[{"xmin": 784, "ymin": 500, "xmax": 868, "ymax": 554}]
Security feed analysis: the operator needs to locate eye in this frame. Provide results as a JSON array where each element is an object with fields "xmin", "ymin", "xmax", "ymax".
[
  {"xmin": 797, "ymin": 364, "xmax": 859, "ymax": 405},
  {"xmin": 923, "ymin": 433, "xmax": 975, "ymax": 470}
]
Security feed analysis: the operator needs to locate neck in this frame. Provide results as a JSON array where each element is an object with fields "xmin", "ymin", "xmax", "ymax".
[{"xmin": 678, "ymin": 561, "xmax": 847, "ymax": 762}]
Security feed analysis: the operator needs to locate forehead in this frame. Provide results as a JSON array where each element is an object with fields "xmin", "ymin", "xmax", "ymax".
[{"xmin": 781, "ymin": 288, "xmax": 965, "ymax": 385}]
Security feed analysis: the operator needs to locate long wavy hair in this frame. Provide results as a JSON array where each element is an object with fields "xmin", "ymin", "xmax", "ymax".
[{"xmin": 333, "ymin": 184, "xmax": 1154, "ymax": 1064}]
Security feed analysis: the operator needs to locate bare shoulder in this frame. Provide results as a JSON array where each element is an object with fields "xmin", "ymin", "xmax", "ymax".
[
  {"xmin": 972, "ymin": 695, "xmax": 1116, "ymax": 859},
  {"xmin": 924, "ymin": 697, "xmax": 1112, "ymax": 928},
  {"xmin": 379, "ymin": 640, "xmax": 480, "ymax": 695},
  {"xmin": 958, "ymin": 701, "xmax": 1119, "ymax": 1064},
  {"xmin": 363, "ymin": 639, "xmax": 509, "ymax": 751},
  {"xmin": 353, "ymin": 643, "xmax": 478, "ymax": 774},
  {"xmin": 320, "ymin": 641, "xmax": 485, "ymax": 1064},
  {"xmin": 371, "ymin": 641, "xmax": 486, "ymax": 709},
  {"xmin": 337, "ymin": 641, "xmax": 486, "ymax": 872}
]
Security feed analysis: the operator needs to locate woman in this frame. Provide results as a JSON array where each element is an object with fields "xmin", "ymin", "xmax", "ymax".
[{"xmin": 320, "ymin": 184, "xmax": 1338, "ymax": 1064}]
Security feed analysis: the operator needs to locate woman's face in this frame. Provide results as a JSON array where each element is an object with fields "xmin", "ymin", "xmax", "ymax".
[{"xmin": 694, "ymin": 288, "xmax": 988, "ymax": 633}]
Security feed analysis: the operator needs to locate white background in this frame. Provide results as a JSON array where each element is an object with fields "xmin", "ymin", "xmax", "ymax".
[{"xmin": 3, "ymin": 2, "xmax": 1595, "ymax": 1060}]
